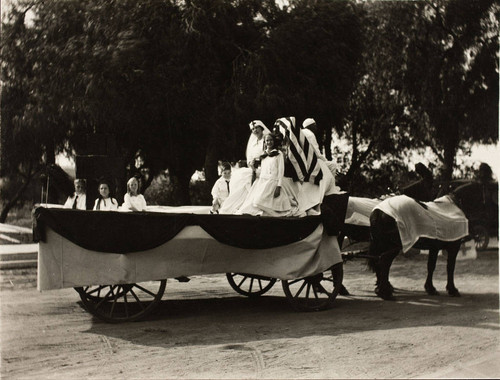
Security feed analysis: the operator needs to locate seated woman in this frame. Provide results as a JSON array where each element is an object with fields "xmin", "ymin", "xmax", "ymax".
[
  {"xmin": 93, "ymin": 179, "xmax": 119, "ymax": 211},
  {"xmin": 121, "ymin": 177, "xmax": 147, "ymax": 211},
  {"xmin": 237, "ymin": 132, "xmax": 292, "ymax": 216}
]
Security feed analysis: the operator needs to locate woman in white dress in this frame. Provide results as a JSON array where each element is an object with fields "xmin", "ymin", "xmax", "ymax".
[
  {"xmin": 237, "ymin": 133, "xmax": 292, "ymax": 216},
  {"xmin": 219, "ymin": 120, "xmax": 271, "ymax": 214}
]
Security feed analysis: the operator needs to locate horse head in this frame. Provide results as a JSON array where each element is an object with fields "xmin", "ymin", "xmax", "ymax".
[{"xmin": 450, "ymin": 181, "xmax": 484, "ymax": 220}]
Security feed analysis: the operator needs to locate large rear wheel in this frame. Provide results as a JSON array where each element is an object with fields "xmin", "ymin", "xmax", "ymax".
[
  {"xmin": 75, "ymin": 280, "xmax": 166, "ymax": 323},
  {"xmin": 282, "ymin": 263, "xmax": 343, "ymax": 311}
]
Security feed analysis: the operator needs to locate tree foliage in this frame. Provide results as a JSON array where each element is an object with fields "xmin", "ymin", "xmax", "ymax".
[{"xmin": 1, "ymin": 0, "xmax": 498, "ymax": 220}]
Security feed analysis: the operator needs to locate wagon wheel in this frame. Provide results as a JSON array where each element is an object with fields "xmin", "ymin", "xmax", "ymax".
[
  {"xmin": 281, "ymin": 262, "xmax": 343, "ymax": 312},
  {"xmin": 472, "ymin": 225, "xmax": 489, "ymax": 251},
  {"xmin": 226, "ymin": 273, "xmax": 277, "ymax": 297},
  {"xmin": 75, "ymin": 280, "xmax": 166, "ymax": 323}
]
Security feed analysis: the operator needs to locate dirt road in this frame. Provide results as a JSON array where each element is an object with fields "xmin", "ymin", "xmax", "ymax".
[{"xmin": 1, "ymin": 250, "xmax": 499, "ymax": 379}]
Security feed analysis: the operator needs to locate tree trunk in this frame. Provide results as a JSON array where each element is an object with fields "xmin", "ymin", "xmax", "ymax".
[
  {"xmin": 324, "ymin": 126, "xmax": 332, "ymax": 161},
  {"xmin": 441, "ymin": 143, "xmax": 457, "ymax": 182},
  {"xmin": 170, "ymin": 172, "xmax": 192, "ymax": 205},
  {"xmin": 0, "ymin": 176, "xmax": 32, "ymax": 223},
  {"xmin": 204, "ymin": 135, "xmax": 219, "ymax": 188}
]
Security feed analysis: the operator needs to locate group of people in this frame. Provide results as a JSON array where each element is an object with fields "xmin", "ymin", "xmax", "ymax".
[
  {"xmin": 63, "ymin": 177, "xmax": 147, "ymax": 212},
  {"xmin": 210, "ymin": 117, "xmax": 342, "ymax": 217}
]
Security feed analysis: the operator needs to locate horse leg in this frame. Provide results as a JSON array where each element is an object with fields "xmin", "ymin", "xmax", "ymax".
[
  {"xmin": 445, "ymin": 243, "xmax": 461, "ymax": 297},
  {"xmin": 375, "ymin": 247, "xmax": 400, "ymax": 300},
  {"xmin": 425, "ymin": 248, "xmax": 440, "ymax": 295}
]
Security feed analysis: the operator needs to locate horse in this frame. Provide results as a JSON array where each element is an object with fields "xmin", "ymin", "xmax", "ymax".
[{"xmin": 367, "ymin": 181, "xmax": 483, "ymax": 301}]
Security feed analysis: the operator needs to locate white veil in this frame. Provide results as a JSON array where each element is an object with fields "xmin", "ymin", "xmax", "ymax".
[{"xmin": 245, "ymin": 120, "xmax": 271, "ymax": 162}]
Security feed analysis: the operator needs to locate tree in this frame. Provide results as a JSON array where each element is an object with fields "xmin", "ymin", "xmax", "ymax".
[{"xmin": 400, "ymin": 0, "xmax": 499, "ymax": 180}]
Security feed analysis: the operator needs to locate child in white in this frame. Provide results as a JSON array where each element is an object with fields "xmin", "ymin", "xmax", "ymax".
[
  {"xmin": 238, "ymin": 133, "xmax": 291, "ymax": 216},
  {"xmin": 210, "ymin": 163, "xmax": 231, "ymax": 214},
  {"xmin": 122, "ymin": 177, "xmax": 147, "ymax": 211},
  {"xmin": 93, "ymin": 180, "xmax": 118, "ymax": 211},
  {"xmin": 63, "ymin": 179, "xmax": 87, "ymax": 210}
]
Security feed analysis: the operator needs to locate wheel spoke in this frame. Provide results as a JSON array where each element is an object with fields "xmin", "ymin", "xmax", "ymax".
[
  {"xmin": 134, "ymin": 283, "xmax": 156, "ymax": 297},
  {"xmin": 249, "ymin": 278, "xmax": 254, "ymax": 293},
  {"xmin": 109, "ymin": 287, "xmax": 120, "ymax": 317},
  {"xmin": 293, "ymin": 280, "xmax": 307, "ymax": 298},
  {"xmin": 95, "ymin": 287, "xmax": 115, "ymax": 308},
  {"xmin": 87, "ymin": 285, "xmax": 107, "ymax": 296},
  {"xmin": 123, "ymin": 292, "xmax": 129, "ymax": 318},
  {"xmin": 236, "ymin": 275, "xmax": 248, "ymax": 288},
  {"xmin": 258, "ymin": 279, "xmax": 263, "ymax": 291},
  {"xmin": 129, "ymin": 288, "xmax": 146, "ymax": 311},
  {"xmin": 312, "ymin": 284, "xmax": 319, "ymax": 299}
]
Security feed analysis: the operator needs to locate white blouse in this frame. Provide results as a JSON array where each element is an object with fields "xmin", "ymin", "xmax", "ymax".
[
  {"xmin": 93, "ymin": 197, "xmax": 119, "ymax": 211},
  {"xmin": 122, "ymin": 193, "xmax": 147, "ymax": 211}
]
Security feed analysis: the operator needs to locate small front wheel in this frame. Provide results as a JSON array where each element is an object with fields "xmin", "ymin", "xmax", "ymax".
[
  {"xmin": 75, "ymin": 280, "xmax": 166, "ymax": 323},
  {"xmin": 282, "ymin": 263, "xmax": 343, "ymax": 312},
  {"xmin": 226, "ymin": 273, "xmax": 276, "ymax": 297}
]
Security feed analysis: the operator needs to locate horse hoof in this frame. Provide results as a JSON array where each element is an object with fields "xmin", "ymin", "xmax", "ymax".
[
  {"xmin": 447, "ymin": 287, "xmax": 461, "ymax": 297},
  {"xmin": 375, "ymin": 287, "xmax": 395, "ymax": 301},
  {"xmin": 339, "ymin": 285, "xmax": 350, "ymax": 296},
  {"xmin": 425, "ymin": 285, "xmax": 439, "ymax": 296}
]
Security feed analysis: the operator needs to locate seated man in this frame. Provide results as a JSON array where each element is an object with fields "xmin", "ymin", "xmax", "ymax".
[{"xmin": 63, "ymin": 179, "xmax": 87, "ymax": 210}]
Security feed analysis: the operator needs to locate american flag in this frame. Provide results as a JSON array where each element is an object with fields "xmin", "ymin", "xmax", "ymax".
[{"xmin": 274, "ymin": 117, "xmax": 323, "ymax": 185}]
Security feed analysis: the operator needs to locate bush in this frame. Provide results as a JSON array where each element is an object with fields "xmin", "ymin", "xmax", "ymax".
[{"xmin": 144, "ymin": 172, "xmax": 211, "ymax": 206}]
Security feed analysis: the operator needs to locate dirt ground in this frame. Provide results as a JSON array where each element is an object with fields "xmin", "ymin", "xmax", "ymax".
[{"xmin": 1, "ymin": 248, "xmax": 499, "ymax": 379}]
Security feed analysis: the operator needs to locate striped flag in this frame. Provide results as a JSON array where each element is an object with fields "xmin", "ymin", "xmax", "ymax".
[{"xmin": 274, "ymin": 117, "xmax": 323, "ymax": 185}]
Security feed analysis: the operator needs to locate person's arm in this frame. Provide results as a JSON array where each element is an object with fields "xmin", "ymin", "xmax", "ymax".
[
  {"xmin": 122, "ymin": 193, "xmax": 137, "ymax": 211},
  {"xmin": 63, "ymin": 195, "xmax": 74, "ymax": 208},
  {"xmin": 139, "ymin": 194, "xmax": 147, "ymax": 211},
  {"xmin": 111, "ymin": 198, "xmax": 119, "ymax": 210}
]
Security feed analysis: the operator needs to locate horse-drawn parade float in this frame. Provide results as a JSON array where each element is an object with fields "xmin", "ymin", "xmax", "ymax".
[{"xmin": 33, "ymin": 117, "xmax": 493, "ymax": 324}]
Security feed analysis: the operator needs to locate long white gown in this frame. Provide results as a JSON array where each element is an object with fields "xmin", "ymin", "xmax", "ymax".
[
  {"xmin": 237, "ymin": 150, "xmax": 292, "ymax": 216},
  {"xmin": 219, "ymin": 126, "xmax": 270, "ymax": 214}
]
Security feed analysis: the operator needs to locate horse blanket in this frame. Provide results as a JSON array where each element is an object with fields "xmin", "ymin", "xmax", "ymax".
[{"xmin": 374, "ymin": 195, "xmax": 469, "ymax": 252}]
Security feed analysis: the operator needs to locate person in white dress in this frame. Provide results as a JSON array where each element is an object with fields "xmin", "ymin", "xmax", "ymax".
[
  {"xmin": 63, "ymin": 179, "xmax": 87, "ymax": 210},
  {"xmin": 210, "ymin": 162, "xmax": 231, "ymax": 214},
  {"xmin": 219, "ymin": 120, "xmax": 271, "ymax": 214},
  {"xmin": 238, "ymin": 133, "xmax": 292, "ymax": 216},
  {"xmin": 93, "ymin": 180, "xmax": 119, "ymax": 211},
  {"xmin": 121, "ymin": 177, "xmax": 147, "ymax": 211}
]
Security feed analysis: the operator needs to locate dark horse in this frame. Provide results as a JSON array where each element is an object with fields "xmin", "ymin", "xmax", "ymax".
[{"xmin": 368, "ymin": 181, "xmax": 482, "ymax": 301}]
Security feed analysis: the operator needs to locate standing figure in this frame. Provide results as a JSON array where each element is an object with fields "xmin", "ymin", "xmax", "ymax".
[
  {"xmin": 93, "ymin": 179, "xmax": 118, "ymax": 211},
  {"xmin": 126, "ymin": 149, "xmax": 151, "ymax": 194},
  {"xmin": 122, "ymin": 177, "xmax": 147, "ymax": 211},
  {"xmin": 219, "ymin": 121, "xmax": 271, "ymax": 214},
  {"xmin": 210, "ymin": 162, "xmax": 231, "ymax": 214},
  {"xmin": 63, "ymin": 179, "xmax": 87, "ymax": 210},
  {"xmin": 238, "ymin": 133, "xmax": 292, "ymax": 216}
]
